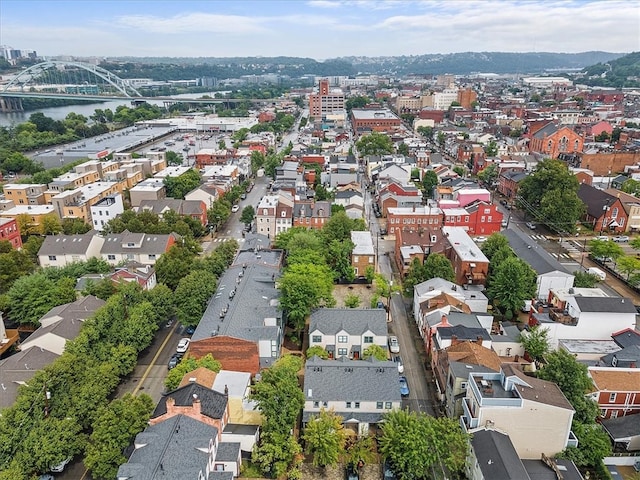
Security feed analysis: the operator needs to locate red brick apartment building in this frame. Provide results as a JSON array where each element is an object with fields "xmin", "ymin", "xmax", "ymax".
[
  {"xmin": 0, "ymin": 217, "xmax": 22, "ymax": 249},
  {"xmin": 351, "ymin": 109, "xmax": 402, "ymax": 136},
  {"xmin": 308, "ymin": 79, "xmax": 345, "ymax": 118}
]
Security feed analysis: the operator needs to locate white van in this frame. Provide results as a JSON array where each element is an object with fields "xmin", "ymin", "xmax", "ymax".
[{"xmin": 587, "ymin": 267, "xmax": 606, "ymax": 281}]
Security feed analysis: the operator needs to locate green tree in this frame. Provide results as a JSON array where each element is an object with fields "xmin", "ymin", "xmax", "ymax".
[
  {"xmin": 573, "ymin": 270, "xmax": 601, "ymax": 288},
  {"xmin": 558, "ymin": 422, "xmax": 612, "ymax": 468},
  {"xmin": 484, "ymin": 140, "xmax": 498, "ymax": 157},
  {"xmin": 423, "ymin": 253, "xmax": 455, "ymax": 282},
  {"xmin": 416, "ymin": 125, "xmax": 433, "ymax": 139},
  {"xmin": 39, "ymin": 213, "xmax": 63, "ymax": 235},
  {"xmin": 518, "ymin": 159, "xmax": 585, "ymax": 233},
  {"xmin": 302, "ymin": 409, "xmax": 347, "ymax": 468},
  {"xmin": 362, "ymin": 344, "xmax": 388, "ymax": 361},
  {"xmin": 518, "ymin": 325, "xmax": 550, "ymax": 362},
  {"xmin": 165, "ymin": 150, "xmax": 183, "ymax": 166},
  {"xmin": 322, "ymin": 210, "xmax": 365, "ymax": 243},
  {"xmin": 279, "ymin": 263, "xmax": 335, "ymax": 335},
  {"xmin": 421, "ymin": 170, "xmax": 438, "ymax": 199},
  {"xmin": 240, "ymin": 205, "xmax": 255, "ymax": 225},
  {"xmin": 306, "ymin": 346, "xmax": 329, "ymax": 359},
  {"xmin": 82, "ymin": 277, "xmax": 118, "ymax": 301},
  {"xmin": 154, "ymin": 243, "xmax": 198, "ymax": 290},
  {"xmin": 481, "ymin": 233, "xmax": 510, "ymax": 261},
  {"xmin": 174, "ymin": 270, "xmax": 217, "ymax": 327},
  {"xmin": 145, "ymin": 283, "xmax": 176, "ymax": 325},
  {"xmin": 164, "ymin": 354, "xmax": 222, "ymax": 391},
  {"xmin": 488, "ymin": 257, "xmax": 536, "ymax": 319},
  {"xmin": 0, "ymin": 247, "xmax": 36, "ymax": 294},
  {"xmin": 84, "ymin": 394, "xmax": 154, "ymax": 480},
  {"xmin": 397, "ymin": 142, "xmax": 409, "ymax": 156},
  {"xmin": 344, "ymin": 293, "xmax": 361, "ymax": 308},
  {"xmin": 477, "ymin": 163, "xmax": 498, "ymax": 187},
  {"xmin": 453, "ymin": 166, "xmax": 465, "ymax": 177},
  {"xmin": 356, "ymin": 132, "xmax": 394, "ymax": 156},
  {"xmin": 163, "ymin": 169, "xmax": 201, "ymax": 199},
  {"xmin": 380, "ymin": 409, "xmax": 469, "ymax": 479},
  {"xmin": 537, "ymin": 349, "xmax": 599, "ymax": 424},
  {"xmin": 617, "ymin": 255, "xmax": 640, "ymax": 280},
  {"xmin": 588, "ymin": 239, "xmax": 624, "ymax": 263}
]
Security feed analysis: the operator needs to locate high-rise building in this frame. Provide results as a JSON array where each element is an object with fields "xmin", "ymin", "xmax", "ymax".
[{"xmin": 308, "ymin": 79, "xmax": 345, "ymax": 118}]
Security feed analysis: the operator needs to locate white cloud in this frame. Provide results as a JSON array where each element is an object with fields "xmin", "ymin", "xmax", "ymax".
[{"xmin": 114, "ymin": 12, "xmax": 267, "ymax": 34}]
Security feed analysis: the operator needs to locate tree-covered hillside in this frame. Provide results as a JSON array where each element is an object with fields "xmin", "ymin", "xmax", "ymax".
[{"xmin": 580, "ymin": 51, "xmax": 640, "ymax": 88}]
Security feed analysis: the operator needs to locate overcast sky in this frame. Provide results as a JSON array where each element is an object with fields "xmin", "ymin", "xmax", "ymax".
[{"xmin": 1, "ymin": 0, "xmax": 638, "ymax": 59}]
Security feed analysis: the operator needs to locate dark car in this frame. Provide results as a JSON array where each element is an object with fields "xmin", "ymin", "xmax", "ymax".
[
  {"xmin": 345, "ymin": 464, "xmax": 359, "ymax": 480},
  {"xmin": 399, "ymin": 376, "xmax": 409, "ymax": 397},
  {"xmin": 383, "ymin": 461, "xmax": 397, "ymax": 480},
  {"xmin": 183, "ymin": 325, "xmax": 196, "ymax": 336},
  {"xmin": 379, "ymin": 228, "xmax": 388, "ymax": 236},
  {"xmin": 168, "ymin": 353, "xmax": 182, "ymax": 370}
]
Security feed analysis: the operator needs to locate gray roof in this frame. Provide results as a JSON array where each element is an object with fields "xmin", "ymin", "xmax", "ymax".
[
  {"xmin": 100, "ymin": 230, "xmax": 179, "ymax": 255},
  {"xmin": 601, "ymin": 412, "xmax": 640, "ymax": 440},
  {"xmin": 449, "ymin": 362, "xmax": 497, "ymax": 379},
  {"xmin": 470, "ymin": 429, "xmax": 530, "ymax": 480},
  {"xmin": 335, "ymin": 190, "xmax": 362, "ymax": 200},
  {"xmin": 38, "ymin": 231, "xmax": 97, "ymax": 255},
  {"xmin": 522, "ymin": 459, "xmax": 584, "ymax": 480},
  {"xmin": 503, "ymin": 229, "xmax": 571, "ymax": 275},
  {"xmin": 532, "ymin": 122, "xmax": 560, "ymax": 139},
  {"xmin": 215, "ymin": 442, "xmax": 241, "ymax": 462},
  {"xmin": 192, "ymin": 259, "xmax": 282, "ymax": 365},
  {"xmin": 40, "ymin": 295, "xmax": 105, "ymax": 323},
  {"xmin": 612, "ymin": 328, "xmax": 640, "ymax": 348},
  {"xmin": 138, "ymin": 199, "xmax": 205, "ymax": 216},
  {"xmin": 303, "ymin": 356, "xmax": 401, "ymax": 404},
  {"xmin": 309, "ymin": 308, "xmax": 388, "ymax": 336},
  {"xmin": 600, "ymin": 345, "xmax": 640, "ymax": 367},
  {"xmin": 437, "ymin": 325, "xmax": 491, "ymax": 342},
  {"xmin": 574, "ymin": 296, "xmax": 637, "ymax": 314},
  {"xmin": 302, "ymin": 410, "xmax": 387, "ymax": 423},
  {"xmin": 153, "ymin": 382, "xmax": 228, "ymax": 420},
  {"xmin": 0, "ymin": 347, "xmax": 59, "ymax": 409},
  {"xmin": 117, "ymin": 415, "xmax": 219, "ymax": 480},
  {"xmin": 491, "ymin": 323, "xmax": 521, "ymax": 343}
]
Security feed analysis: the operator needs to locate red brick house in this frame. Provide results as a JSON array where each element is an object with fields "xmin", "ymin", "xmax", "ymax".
[
  {"xmin": 386, "ymin": 205, "xmax": 443, "ymax": 237},
  {"xmin": 577, "ymin": 183, "xmax": 628, "ymax": 233},
  {"xmin": 188, "ymin": 337, "xmax": 260, "ymax": 376},
  {"xmin": 465, "ymin": 201, "xmax": 503, "ymax": 235},
  {"xmin": 498, "ymin": 171, "xmax": 528, "ymax": 200},
  {"xmin": 0, "ymin": 217, "xmax": 22, "ymax": 249},
  {"xmin": 394, "ymin": 227, "xmax": 447, "ymax": 277},
  {"xmin": 442, "ymin": 226, "xmax": 489, "ymax": 286},
  {"xmin": 529, "ymin": 123, "xmax": 584, "ymax": 159},
  {"xmin": 588, "ymin": 367, "xmax": 640, "ymax": 419},
  {"xmin": 292, "ymin": 200, "xmax": 331, "ymax": 229},
  {"xmin": 195, "ymin": 149, "xmax": 234, "ymax": 169}
]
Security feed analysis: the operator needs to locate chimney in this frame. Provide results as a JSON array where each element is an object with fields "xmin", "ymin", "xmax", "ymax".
[
  {"xmin": 476, "ymin": 335, "xmax": 483, "ymax": 346},
  {"xmin": 192, "ymin": 394, "xmax": 201, "ymax": 415},
  {"xmin": 166, "ymin": 396, "xmax": 176, "ymax": 415}
]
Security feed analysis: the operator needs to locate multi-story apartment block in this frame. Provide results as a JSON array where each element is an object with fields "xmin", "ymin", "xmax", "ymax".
[
  {"xmin": 51, "ymin": 181, "xmax": 120, "ymax": 223},
  {"xmin": 386, "ymin": 205, "xmax": 443, "ymax": 236},
  {"xmin": 90, "ymin": 194, "xmax": 124, "ymax": 232},
  {"xmin": 308, "ymin": 79, "xmax": 345, "ymax": 118},
  {"xmin": 129, "ymin": 178, "xmax": 166, "ymax": 207},
  {"xmin": 2, "ymin": 183, "xmax": 47, "ymax": 205},
  {"xmin": 351, "ymin": 108, "xmax": 402, "ymax": 136},
  {"xmin": 47, "ymin": 170, "xmax": 101, "ymax": 193}
]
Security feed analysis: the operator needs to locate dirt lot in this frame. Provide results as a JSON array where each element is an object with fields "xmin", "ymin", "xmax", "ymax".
[{"xmin": 333, "ymin": 283, "xmax": 385, "ymax": 309}]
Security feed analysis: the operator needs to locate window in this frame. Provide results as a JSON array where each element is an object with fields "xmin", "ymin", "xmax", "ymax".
[
  {"xmin": 48, "ymin": 255, "xmax": 57, "ymax": 261},
  {"xmin": 338, "ymin": 335, "xmax": 348, "ymax": 343},
  {"xmin": 611, "ymin": 207, "xmax": 618, "ymax": 218},
  {"xmin": 107, "ymin": 254, "xmax": 116, "ymax": 260},
  {"xmin": 148, "ymin": 254, "xmax": 156, "ymax": 260},
  {"xmin": 619, "ymin": 218, "xmax": 625, "ymax": 227},
  {"xmin": 487, "ymin": 216, "xmax": 492, "ymax": 222},
  {"xmin": 364, "ymin": 336, "xmax": 373, "ymax": 344},
  {"xmin": 322, "ymin": 402, "xmax": 328, "ymax": 408},
  {"xmin": 461, "ymin": 382, "xmax": 468, "ymax": 390},
  {"xmin": 609, "ymin": 393, "xmax": 617, "ymax": 403},
  {"xmin": 353, "ymin": 256, "xmax": 359, "ymax": 262},
  {"xmin": 354, "ymin": 402, "xmax": 360, "ymax": 409},
  {"xmin": 312, "ymin": 335, "xmax": 322, "ymax": 343},
  {"xmin": 481, "ymin": 216, "xmax": 485, "ymax": 222},
  {"xmin": 376, "ymin": 402, "xmax": 383, "ymax": 409},
  {"xmin": 465, "ymin": 216, "xmax": 469, "ymax": 222},
  {"xmin": 385, "ymin": 402, "xmax": 392, "ymax": 409},
  {"xmin": 313, "ymin": 401, "xmax": 319, "ymax": 408},
  {"xmin": 346, "ymin": 401, "xmax": 352, "ymax": 408},
  {"xmin": 337, "ymin": 348, "xmax": 348, "ymax": 356}
]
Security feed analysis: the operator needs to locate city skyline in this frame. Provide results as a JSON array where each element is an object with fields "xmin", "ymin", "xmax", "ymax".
[{"xmin": 0, "ymin": 0, "xmax": 637, "ymax": 60}]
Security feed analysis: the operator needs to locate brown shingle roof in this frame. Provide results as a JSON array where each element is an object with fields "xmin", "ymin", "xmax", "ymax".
[
  {"xmin": 503, "ymin": 364, "xmax": 574, "ymax": 411},
  {"xmin": 589, "ymin": 368, "xmax": 640, "ymax": 392},
  {"xmin": 445, "ymin": 342, "xmax": 502, "ymax": 372},
  {"xmin": 178, "ymin": 367, "xmax": 218, "ymax": 389}
]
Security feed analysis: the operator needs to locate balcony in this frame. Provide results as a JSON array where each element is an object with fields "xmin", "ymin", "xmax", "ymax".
[
  {"xmin": 549, "ymin": 308, "xmax": 578, "ymax": 326},
  {"xmin": 468, "ymin": 377, "xmax": 522, "ymax": 407}
]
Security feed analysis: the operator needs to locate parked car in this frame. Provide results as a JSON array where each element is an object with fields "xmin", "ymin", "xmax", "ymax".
[
  {"xmin": 399, "ymin": 376, "xmax": 410, "ymax": 397},
  {"xmin": 176, "ymin": 338, "xmax": 190, "ymax": 354},
  {"xmin": 231, "ymin": 204, "xmax": 240, "ymax": 213},
  {"xmin": 383, "ymin": 461, "xmax": 398, "ymax": 480},
  {"xmin": 388, "ymin": 336, "xmax": 400, "ymax": 354},
  {"xmin": 240, "ymin": 193, "xmax": 247, "ymax": 200},
  {"xmin": 393, "ymin": 355, "xmax": 404, "ymax": 374},
  {"xmin": 613, "ymin": 235, "xmax": 630, "ymax": 243},
  {"xmin": 474, "ymin": 236, "xmax": 487, "ymax": 243},
  {"xmin": 168, "ymin": 353, "xmax": 181, "ymax": 370},
  {"xmin": 379, "ymin": 227, "xmax": 388, "ymax": 236},
  {"xmin": 345, "ymin": 464, "xmax": 359, "ymax": 480},
  {"xmin": 50, "ymin": 457, "xmax": 72, "ymax": 473},
  {"xmin": 501, "ymin": 220, "xmax": 508, "ymax": 228},
  {"xmin": 525, "ymin": 222, "xmax": 536, "ymax": 230},
  {"xmin": 39, "ymin": 475, "xmax": 55, "ymax": 480},
  {"xmin": 595, "ymin": 235, "xmax": 610, "ymax": 241},
  {"xmin": 183, "ymin": 325, "xmax": 196, "ymax": 336}
]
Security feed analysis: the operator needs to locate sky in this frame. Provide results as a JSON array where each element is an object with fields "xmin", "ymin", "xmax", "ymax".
[{"xmin": 0, "ymin": 0, "xmax": 638, "ymax": 60}]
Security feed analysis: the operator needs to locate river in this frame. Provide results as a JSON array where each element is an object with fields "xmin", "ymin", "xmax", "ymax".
[{"xmin": 0, "ymin": 92, "xmax": 228, "ymax": 127}]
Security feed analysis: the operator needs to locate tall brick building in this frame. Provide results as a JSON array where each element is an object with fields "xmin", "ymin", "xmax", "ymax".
[{"xmin": 308, "ymin": 79, "xmax": 345, "ymax": 118}]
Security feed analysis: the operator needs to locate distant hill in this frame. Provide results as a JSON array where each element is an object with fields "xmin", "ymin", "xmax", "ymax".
[
  {"xmin": 579, "ymin": 51, "xmax": 640, "ymax": 88},
  {"xmin": 97, "ymin": 51, "xmax": 626, "ymax": 80}
]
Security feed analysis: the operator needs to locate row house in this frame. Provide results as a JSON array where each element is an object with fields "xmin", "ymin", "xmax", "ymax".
[
  {"xmin": 0, "ymin": 217, "xmax": 21, "ymax": 249},
  {"xmin": 462, "ymin": 364, "xmax": 576, "ymax": 459},
  {"xmin": 129, "ymin": 178, "xmax": 166, "ymax": 208},
  {"xmin": 138, "ymin": 199, "xmax": 208, "ymax": 227},
  {"xmin": 442, "ymin": 226, "xmax": 489, "ymax": 286},
  {"xmin": 292, "ymin": 200, "xmax": 331, "ymax": 229},
  {"xmin": 47, "ymin": 170, "xmax": 101, "ymax": 193},
  {"xmin": 577, "ymin": 183, "xmax": 628, "ymax": 233},
  {"xmin": 386, "ymin": 205, "xmax": 443, "ymax": 237},
  {"xmin": 588, "ymin": 367, "xmax": 640, "ymax": 419},
  {"xmin": 604, "ymin": 188, "xmax": 640, "ymax": 232},
  {"xmin": 195, "ymin": 148, "xmax": 235, "ymax": 169},
  {"xmin": 498, "ymin": 170, "xmax": 527, "ymax": 200},
  {"xmin": 529, "ymin": 123, "xmax": 584, "ymax": 159},
  {"xmin": 351, "ymin": 231, "xmax": 375, "ymax": 278},
  {"xmin": 0, "ymin": 204, "xmax": 55, "ymax": 230},
  {"xmin": 442, "ymin": 201, "xmax": 503, "ymax": 235},
  {"xmin": 255, "ymin": 191, "xmax": 294, "ymax": 239},
  {"xmin": 394, "ymin": 227, "xmax": 447, "ymax": 277}
]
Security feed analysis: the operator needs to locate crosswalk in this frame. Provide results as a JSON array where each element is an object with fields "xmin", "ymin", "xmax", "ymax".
[
  {"xmin": 529, "ymin": 234, "xmax": 549, "ymax": 241},
  {"xmin": 549, "ymin": 252, "xmax": 573, "ymax": 259}
]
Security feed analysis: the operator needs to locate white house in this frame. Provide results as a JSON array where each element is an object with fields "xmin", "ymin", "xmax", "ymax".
[{"xmin": 89, "ymin": 194, "xmax": 124, "ymax": 232}]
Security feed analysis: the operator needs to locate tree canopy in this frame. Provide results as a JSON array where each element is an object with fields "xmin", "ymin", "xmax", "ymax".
[{"xmin": 356, "ymin": 132, "xmax": 394, "ymax": 156}]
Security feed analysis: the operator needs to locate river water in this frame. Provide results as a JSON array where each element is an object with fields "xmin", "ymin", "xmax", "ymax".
[{"xmin": 0, "ymin": 92, "xmax": 227, "ymax": 127}]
